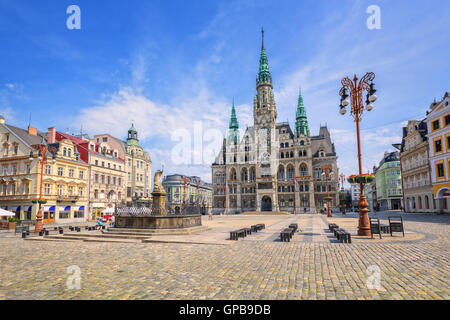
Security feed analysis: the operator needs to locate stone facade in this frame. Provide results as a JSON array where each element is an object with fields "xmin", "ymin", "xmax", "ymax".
[
  {"xmin": 0, "ymin": 118, "xmax": 89, "ymax": 223},
  {"xmin": 425, "ymin": 92, "xmax": 450, "ymax": 213},
  {"xmin": 211, "ymin": 31, "xmax": 339, "ymax": 214},
  {"xmin": 95, "ymin": 125, "xmax": 152, "ymax": 207},
  {"xmin": 399, "ymin": 120, "xmax": 435, "ymax": 213},
  {"xmin": 162, "ymin": 174, "xmax": 212, "ymax": 215}
]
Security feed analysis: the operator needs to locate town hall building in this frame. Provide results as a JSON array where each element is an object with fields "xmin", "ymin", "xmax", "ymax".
[{"xmin": 211, "ymin": 30, "xmax": 339, "ymax": 214}]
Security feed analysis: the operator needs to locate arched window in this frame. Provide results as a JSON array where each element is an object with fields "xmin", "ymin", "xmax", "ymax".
[
  {"xmin": 250, "ymin": 167, "xmax": 256, "ymax": 181},
  {"xmin": 280, "ymin": 152, "xmax": 284, "ymax": 159},
  {"xmin": 287, "ymin": 165, "xmax": 294, "ymax": 180},
  {"xmin": 230, "ymin": 169, "xmax": 237, "ymax": 180},
  {"xmin": 425, "ymin": 195, "xmax": 429, "ymax": 209},
  {"xmin": 300, "ymin": 164, "xmax": 308, "ymax": 177},
  {"xmin": 285, "ymin": 142, "xmax": 289, "ymax": 148},
  {"xmin": 278, "ymin": 165, "xmax": 285, "ymax": 180},
  {"xmin": 241, "ymin": 168, "xmax": 248, "ymax": 182},
  {"xmin": 280, "ymin": 143, "xmax": 284, "ymax": 148},
  {"xmin": 300, "ymin": 140, "xmax": 304, "ymax": 146},
  {"xmin": 290, "ymin": 151, "xmax": 294, "ymax": 158}
]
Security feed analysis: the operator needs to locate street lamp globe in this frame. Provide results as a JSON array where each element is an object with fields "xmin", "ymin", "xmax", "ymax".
[
  {"xmin": 29, "ymin": 151, "xmax": 34, "ymax": 161},
  {"xmin": 368, "ymin": 83, "xmax": 377, "ymax": 102},
  {"xmin": 339, "ymin": 107, "xmax": 347, "ymax": 115},
  {"xmin": 366, "ymin": 103, "xmax": 374, "ymax": 111}
]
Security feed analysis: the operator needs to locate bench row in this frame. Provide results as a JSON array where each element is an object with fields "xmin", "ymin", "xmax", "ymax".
[{"xmin": 230, "ymin": 224, "xmax": 265, "ymax": 240}]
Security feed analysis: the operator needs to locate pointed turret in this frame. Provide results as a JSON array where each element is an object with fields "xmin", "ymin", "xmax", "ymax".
[
  {"xmin": 228, "ymin": 99, "xmax": 239, "ymax": 144},
  {"xmin": 295, "ymin": 89, "xmax": 309, "ymax": 137},
  {"xmin": 229, "ymin": 99, "xmax": 239, "ymax": 130},
  {"xmin": 257, "ymin": 28, "xmax": 272, "ymax": 85}
]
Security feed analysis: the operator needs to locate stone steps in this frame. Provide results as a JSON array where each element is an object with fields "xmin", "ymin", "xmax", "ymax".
[
  {"xmin": 43, "ymin": 234, "xmax": 142, "ymax": 243},
  {"xmin": 62, "ymin": 232, "xmax": 151, "ymax": 240},
  {"xmin": 107, "ymin": 226, "xmax": 209, "ymax": 235}
]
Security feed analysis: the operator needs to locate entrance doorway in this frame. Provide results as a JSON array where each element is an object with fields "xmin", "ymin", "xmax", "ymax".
[{"xmin": 261, "ymin": 196, "xmax": 272, "ymax": 212}]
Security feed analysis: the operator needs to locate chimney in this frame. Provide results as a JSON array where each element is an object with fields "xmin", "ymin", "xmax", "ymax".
[
  {"xmin": 27, "ymin": 125, "xmax": 37, "ymax": 136},
  {"xmin": 47, "ymin": 127, "xmax": 56, "ymax": 143}
]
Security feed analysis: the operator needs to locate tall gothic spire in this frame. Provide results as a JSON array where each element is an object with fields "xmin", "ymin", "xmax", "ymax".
[
  {"xmin": 229, "ymin": 98, "xmax": 239, "ymax": 130},
  {"xmin": 295, "ymin": 88, "xmax": 309, "ymax": 137},
  {"xmin": 228, "ymin": 99, "xmax": 239, "ymax": 144},
  {"xmin": 257, "ymin": 28, "xmax": 272, "ymax": 85}
]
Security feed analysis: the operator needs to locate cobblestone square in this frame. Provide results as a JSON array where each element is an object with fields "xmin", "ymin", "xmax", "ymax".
[{"xmin": 0, "ymin": 212, "xmax": 449, "ymax": 300}]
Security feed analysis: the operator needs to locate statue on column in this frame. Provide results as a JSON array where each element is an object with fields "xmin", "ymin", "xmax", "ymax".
[{"xmin": 151, "ymin": 167, "xmax": 167, "ymax": 216}]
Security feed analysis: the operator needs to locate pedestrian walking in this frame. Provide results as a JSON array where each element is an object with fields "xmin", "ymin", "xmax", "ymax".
[
  {"xmin": 110, "ymin": 215, "xmax": 115, "ymax": 227},
  {"xmin": 209, "ymin": 208, "xmax": 213, "ymax": 220}
]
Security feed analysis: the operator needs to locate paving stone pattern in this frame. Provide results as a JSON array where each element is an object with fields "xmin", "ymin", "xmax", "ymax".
[{"xmin": 0, "ymin": 212, "xmax": 448, "ymax": 300}]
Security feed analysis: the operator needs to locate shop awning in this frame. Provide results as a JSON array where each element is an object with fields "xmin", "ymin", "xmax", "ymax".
[
  {"xmin": 59, "ymin": 206, "xmax": 71, "ymax": 211},
  {"xmin": 0, "ymin": 208, "xmax": 15, "ymax": 217},
  {"xmin": 43, "ymin": 206, "xmax": 55, "ymax": 211},
  {"xmin": 26, "ymin": 206, "xmax": 32, "ymax": 212},
  {"xmin": 77, "ymin": 206, "xmax": 85, "ymax": 211},
  {"xmin": 12, "ymin": 206, "xmax": 21, "ymax": 211}
]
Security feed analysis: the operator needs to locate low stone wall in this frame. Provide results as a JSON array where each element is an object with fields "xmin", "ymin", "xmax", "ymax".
[{"xmin": 115, "ymin": 214, "xmax": 202, "ymax": 229}]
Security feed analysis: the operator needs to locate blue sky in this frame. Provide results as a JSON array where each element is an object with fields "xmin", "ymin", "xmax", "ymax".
[{"xmin": 1, "ymin": 0, "xmax": 449, "ymax": 185}]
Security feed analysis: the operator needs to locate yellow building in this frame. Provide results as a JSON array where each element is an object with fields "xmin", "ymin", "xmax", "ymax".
[
  {"xmin": 426, "ymin": 92, "xmax": 450, "ymax": 213},
  {"xmin": 0, "ymin": 117, "xmax": 89, "ymax": 223}
]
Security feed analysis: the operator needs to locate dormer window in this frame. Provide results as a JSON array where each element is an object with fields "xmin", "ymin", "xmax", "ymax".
[
  {"xmin": 63, "ymin": 148, "xmax": 67, "ymax": 157},
  {"xmin": 68, "ymin": 149, "xmax": 72, "ymax": 157}
]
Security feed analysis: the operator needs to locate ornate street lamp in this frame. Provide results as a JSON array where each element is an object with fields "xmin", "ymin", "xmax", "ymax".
[
  {"xmin": 29, "ymin": 145, "xmax": 56, "ymax": 233},
  {"xmin": 339, "ymin": 72, "xmax": 377, "ymax": 236}
]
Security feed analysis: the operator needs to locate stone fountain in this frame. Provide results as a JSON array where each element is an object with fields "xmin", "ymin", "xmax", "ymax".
[{"xmin": 114, "ymin": 168, "xmax": 202, "ymax": 229}]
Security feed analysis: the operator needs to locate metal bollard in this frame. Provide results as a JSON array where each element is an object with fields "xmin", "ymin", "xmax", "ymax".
[
  {"xmin": 39, "ymin": 230, "xmax": 44, "ymax": 236},
  {"xmin": 59, "ymin": 229, "xmax": 64, "ymax": 234},
  {"xmin": 22, "ymin": 232, "xmax": 27, "ymax": 238}
]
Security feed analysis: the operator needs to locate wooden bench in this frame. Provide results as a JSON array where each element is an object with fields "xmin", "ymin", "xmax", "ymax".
[
  {"xmin": 230, "ymin": 229, "xmax": 247, "ymax": 240},
  {"xmin": 251, "ymin": 225, "xmax": 259, "ymax": 233},
  {"xmin": 335, "ymin": 229, "xmax": 352, "ymax": 243},
  {"xmin": 370, "ymin": 218, "xmax": 382, "ymax": 239},
  {"xmin": 243, "ymin": 227, "xmax": 252, "ymax": 235},
  {"xmin": 289, "ymin": 223, "xmax": 298, "ymax": 233},
  {"xmin": 329, "ymin": 223, "xmax": 339, "ymax": 233},
  {"xmin": 389, "ymin": 216, "xmax": 405, "ymax": 237},
  {"xmin": 280, "ymin": 228, "xmax": 294, "ymax": 242}
]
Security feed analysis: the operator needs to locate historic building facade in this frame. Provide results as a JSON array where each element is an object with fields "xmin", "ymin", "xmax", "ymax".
[
  {"xmin": 0, "ymin": 117, "xmax": 89, "ymax": 223},
  {"xmin": 398, "ymin": 120, "xmax": 435, "ymax": 213},
  {"xmin": 374, "ymin": 151, "xmax": 403, "ymax": 211},
  {"xmin": 95, "ymin": 124, "xmax": 152, "ymax": 207},
  {"xmin": 162, "ymin": 174, "xmax": 212, "ymax": 215},
  {"xmin": 211, "ymin": 31, "xmax": 339, "ymax": 214},
  {"xmin": 425, "ymin": 92, "xmax": 450, "ymax": 213},
  {"xmin": 51, "ymin": 129, "xmax": 128, "ymax": 220}
]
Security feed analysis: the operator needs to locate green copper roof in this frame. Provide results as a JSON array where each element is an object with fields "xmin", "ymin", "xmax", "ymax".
[
  {"xmin": 229, "ymin": 99, "xmax": 239, "ymax": 130},
  {"xmin": 257, "ymin": 28, "xmax": 272, "ymax": 85},
  {"xmin": 126, "ymin": 123, "xmax": 140, "ymax": 146},
  {"xmin": 228, "ymin": 99, "xmax": 239, "ymax": 144},
  {"xmin": 295, "ymin": 89, "xmax": 309, "ymax": 136}
]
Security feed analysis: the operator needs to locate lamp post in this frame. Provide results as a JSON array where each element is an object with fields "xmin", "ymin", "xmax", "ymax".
[
  {"xmin": 321, "ymin": 164, "xmax": 333, "ymax": 217},
  {"xmin": 339, "ymin": 72, "xmax": 377, "ymax": 236},
  {"xmin": 340, "ymin": 173, "xmax": 346, "ymax": 215},
  {"xmin": 29, "ymin": 144, "xmax": 56, "ymax": 233}
]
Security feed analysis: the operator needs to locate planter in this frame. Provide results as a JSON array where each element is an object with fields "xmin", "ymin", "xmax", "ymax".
[
  {"xmin": 347, "ymin": 174, "xmax": 375, "ymax": 184},
  {"xmin": 8, "ymin": 222, "xmax": 16, "ymax": 230}
]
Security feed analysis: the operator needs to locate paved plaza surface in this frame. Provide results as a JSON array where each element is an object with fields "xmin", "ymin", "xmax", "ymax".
[{"xmin": 0, "ymin": 212, "xmax": 449, "ymax": 300}]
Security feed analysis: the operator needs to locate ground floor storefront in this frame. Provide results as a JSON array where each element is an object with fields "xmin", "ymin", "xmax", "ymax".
[{"xmin": 0, "ymin": 201, "xmax": 88, "ymax": 224}]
